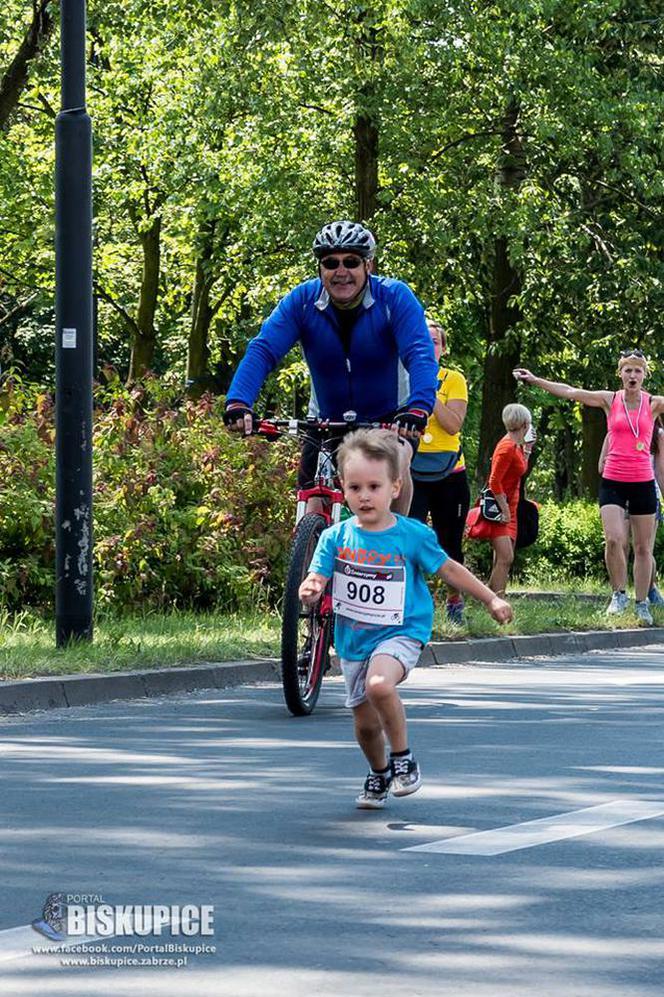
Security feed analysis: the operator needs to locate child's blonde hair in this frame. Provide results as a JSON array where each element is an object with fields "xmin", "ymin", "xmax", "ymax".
[
  {"xmin": 502, "ymin": 402, "xmax": 532, "ymax": 432},
  {"xmin": 337, "ymin": 428, "xmax": 401, "ymax": 482}
]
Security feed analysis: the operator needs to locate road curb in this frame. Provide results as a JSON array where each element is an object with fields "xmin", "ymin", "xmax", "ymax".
[
  {"xmin": 420, "ymin": 626, "xmax": 664, "ymax": 667},
  {"xmin": 2, "ymin": 628, "xmax": 664, "ymax": 715},
  {"xmin": 0, "ymin": 659, "xmax": 280, "ymax": 715}
]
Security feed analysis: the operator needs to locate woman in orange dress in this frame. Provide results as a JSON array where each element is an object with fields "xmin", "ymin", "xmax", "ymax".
[{"xmin": 485, "ymin": 403, "xmax": 533, "ymax": 595}]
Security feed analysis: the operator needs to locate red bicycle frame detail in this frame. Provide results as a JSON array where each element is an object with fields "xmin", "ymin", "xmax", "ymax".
[
  {"xmin": 295, "ymin": 484, "xmax": 344, "ymax": 525},
  {"xmin": 318, "ymin": 592, "xmax": 333, "ymax": 618}
]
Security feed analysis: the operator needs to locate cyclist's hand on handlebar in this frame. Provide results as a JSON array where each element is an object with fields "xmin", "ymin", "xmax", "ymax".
[
  {"xmin": 299, "ymin": 572, "xmax": 326, "ymax": 605},
  {"xmin": 223, "ymin": 403, "xmax": 254, "ymax": 436},
  {"xmin": 392, "ymin": 407, "xmax": 429, "ymax": 438}
]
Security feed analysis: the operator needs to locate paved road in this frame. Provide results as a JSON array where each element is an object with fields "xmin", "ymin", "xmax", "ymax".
[{"xmin": 2, "ymin": 644, "xmax": 664, "ymax": 996}]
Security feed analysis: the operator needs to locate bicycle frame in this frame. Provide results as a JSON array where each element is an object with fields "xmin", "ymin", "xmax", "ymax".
[
  {"xmin": 256, "ymin": 417, "xmax": 356, "ymax": 526},
  {"xmin": 295, "ymin": 444, "xmax": 346, "ymax": 528}
]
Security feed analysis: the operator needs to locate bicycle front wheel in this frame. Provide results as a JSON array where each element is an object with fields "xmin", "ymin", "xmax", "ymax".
[{"xmin": 281, "ymin": 513, "xmax": 332, "ymax": 716}]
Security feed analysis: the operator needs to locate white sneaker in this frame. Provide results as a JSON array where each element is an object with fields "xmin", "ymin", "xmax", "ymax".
[
  {"xmin": 635, "ymin": 600, "xmax": 654, "ymax": 626},
  {"xmin": 356, "ymin": 771, "xmax": 392, "ymax": 809},
  {"xmin": 390, "ymin": 755, "xmax": 422, "ymax": 797},
  {"xmin": 606, "ymin": 591, "xmax": 628, "ymax": 615}
]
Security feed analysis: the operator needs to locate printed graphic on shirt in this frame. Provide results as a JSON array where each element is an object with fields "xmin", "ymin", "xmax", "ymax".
[{"xmin": 333, "ymin": 558, "xmax": 406, "ymax": 625}]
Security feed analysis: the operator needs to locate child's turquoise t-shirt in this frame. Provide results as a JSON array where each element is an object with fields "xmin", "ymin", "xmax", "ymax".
[{"xmin": 308, "ymin": 514, "xmax": 448, "ymax": 662}]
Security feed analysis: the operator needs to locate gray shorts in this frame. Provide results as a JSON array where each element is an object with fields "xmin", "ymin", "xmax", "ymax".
[{"xmin": 341, "ymin": 635, "xmax": 423, "ymax": 709}]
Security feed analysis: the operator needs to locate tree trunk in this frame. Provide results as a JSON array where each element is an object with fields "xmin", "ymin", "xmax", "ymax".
[
  {"xmin": 352, "ymin": 10, "xmax": 380, "ymax": 228},
  {"xmin": 0, "ymin": 0, "xmax": 53, "ymax": 129},
  {"xmin": 476, "ymin": 100, "xmax": 526, "ymax": 485},
  {"xmin": 186, "ymin": 217, "xmax": 216, "ymax": 398},
  {"xmin": 354, "ymin": 110, "xmax": 378, "ymax": 223},
  {"xmin": 580, "ymin": 405, "xmax": 606, "ymax": 499},
  {"xmin": 128, "ymin": 215, "xmax": 161, "ymax": 382},
  {"xmin": 553, "ymin": 422, "xmax": 577, "ymax": 500}
]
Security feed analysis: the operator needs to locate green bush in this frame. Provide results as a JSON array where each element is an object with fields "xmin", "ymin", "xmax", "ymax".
[
  {"xmin": 515, "ymin": 498, "xmax": 664, "ymax": 585},
  {"xmin": 464, "ymin": 497, "xmax": 664, "ymax": 587},
  {"xmin": 2, "ymin": 375, "xmax": 662, "ymax": 611},
  {"xmin": 519, "ymin": 499, "xmax": 607, "ymax": 581},
  {"xmin": 0, "ymin": 374, "xmax": 297, "ymax": 612}
]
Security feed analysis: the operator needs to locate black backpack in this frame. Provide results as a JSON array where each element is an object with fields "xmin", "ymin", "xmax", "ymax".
[{"xmin": 515, "ymin": 481, "xmax": 539, "ymax": 550}]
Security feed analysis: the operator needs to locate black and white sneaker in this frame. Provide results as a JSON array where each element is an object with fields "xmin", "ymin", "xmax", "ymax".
[
  {"xmin": 391, "ymin": 755, "xmax": 422, "ymax": 797},
  {"xmin": 355, "ymin": 771, "xmax": 392, "ymax": 809}
]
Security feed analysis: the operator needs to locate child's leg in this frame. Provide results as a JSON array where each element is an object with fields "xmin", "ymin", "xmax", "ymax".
[
  {"xmin": 365, "ymin": 638, "xmax": 423, "ymax": 797},
  {"xmin": 352, "ymin": 699, "xmax": 388, "ymax": 771},
  {"xmin": 347, "ymin": 639, "xmax": 422, "ymax": 807},
  {"xmin": 352, "ymin": 698, "xmax": 393, "ymax": 810},
  {"xmin": 365, "ymin": 656, "xmax": 408, "ymax": 753}
]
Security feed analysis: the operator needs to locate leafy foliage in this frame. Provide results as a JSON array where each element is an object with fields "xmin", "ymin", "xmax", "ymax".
[
  {"xmin": 1, "ymin": 0, "xmax": 663, "ymax": 600},
  {"xmin": 0, "ymin": 373, "xmax": 297, "ymax": 611}
]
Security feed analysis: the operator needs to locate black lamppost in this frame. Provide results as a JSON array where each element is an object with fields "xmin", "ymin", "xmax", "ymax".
[{"xmin": 55, "ymin": 0, "xmax": 93, "ymax": 645}]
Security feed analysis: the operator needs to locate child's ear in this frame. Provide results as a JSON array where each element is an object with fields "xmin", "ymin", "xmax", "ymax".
[{"xmin": 392, "ymin": 477, "xmax": 402, "ymax": 498}]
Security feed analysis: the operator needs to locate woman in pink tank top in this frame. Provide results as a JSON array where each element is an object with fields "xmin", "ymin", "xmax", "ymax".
[{"xmin": 512, "ymin": 351, "xmax": 664, "ymax": 624}]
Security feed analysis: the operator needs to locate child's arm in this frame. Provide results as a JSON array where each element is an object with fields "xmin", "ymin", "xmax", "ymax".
[
  {"xmin": 437, "ymin": 559, "xmax": 513, "ymax": 623},
  {"xmin": 299, "ymin": 572, "xmax": 328, "ymax": 605}
]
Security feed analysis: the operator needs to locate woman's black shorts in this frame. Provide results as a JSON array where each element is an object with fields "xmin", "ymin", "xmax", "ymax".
[{"xmin": 598, "ymin": 477, "xmax": 657, "ymax": 516}]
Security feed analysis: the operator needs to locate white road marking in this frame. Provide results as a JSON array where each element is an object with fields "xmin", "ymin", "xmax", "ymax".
[{"xmin": 403, "ymin": 800, "xmax": 664, "ymax": 856}]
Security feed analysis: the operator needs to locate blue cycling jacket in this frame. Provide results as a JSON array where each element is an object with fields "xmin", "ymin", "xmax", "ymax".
[{"xmin": 226, "ymin": 275, "xmax": 438, "ymax": 420}]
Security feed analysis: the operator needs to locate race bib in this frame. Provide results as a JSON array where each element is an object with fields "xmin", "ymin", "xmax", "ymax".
[{"xmin": 332, "ymin": 558, "xmax": 406, "ymax": 626}]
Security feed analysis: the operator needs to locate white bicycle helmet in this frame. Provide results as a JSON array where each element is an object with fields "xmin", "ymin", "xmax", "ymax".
[{"xmin": 312, "ymin": 220, "xmax": 376, "ymax": 260}]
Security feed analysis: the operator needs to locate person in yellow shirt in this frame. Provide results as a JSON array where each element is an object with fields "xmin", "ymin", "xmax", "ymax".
[{"xmin": 409, "ymin": 320, "xmax": 470, "ymax": 623}]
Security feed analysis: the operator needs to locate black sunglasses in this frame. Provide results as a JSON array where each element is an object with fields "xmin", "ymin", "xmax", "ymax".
[
  {"xmin": 320, "ymin": 256, "xmax": 364, "ymax": 271},
  {"xmin": 620, "ymin": 349, "xmax": 645, "ymax": 358}
]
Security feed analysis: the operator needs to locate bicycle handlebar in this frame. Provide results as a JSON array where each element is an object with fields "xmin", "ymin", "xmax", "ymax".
[{"xmin": 254, "ymin": 417, "xmax": 385, "ymax": 439}]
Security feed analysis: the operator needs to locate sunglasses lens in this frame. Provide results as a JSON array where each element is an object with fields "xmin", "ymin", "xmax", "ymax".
[
  {"xmin": 320, "ymin": 256, "xmax": 363, "ymax": 271},
  {"xmin": 621, "ymin": 349, "xmax": 644, "ymax": 358}
]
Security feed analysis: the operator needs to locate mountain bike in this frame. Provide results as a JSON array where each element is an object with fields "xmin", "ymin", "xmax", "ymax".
[{"xmin": 255, "ymin": 416, "xmax": 374, "ymax": 716}]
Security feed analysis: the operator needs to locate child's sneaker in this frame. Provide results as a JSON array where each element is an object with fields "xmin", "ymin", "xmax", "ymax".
[
  {"xmin": 445, "ymin": 597, "xmax": 464, "ymax": 625},
  {"xmin": 648, "ymin": 585, "xmax": 664, "ymax": 607},
  {"xmin": 391, "ymin": 755, "xmax": 422, "ymax": 797},
  {"xmin": 635, "ymin": 600, "xmax": 654, "ymax": 626},
  {"xmin": 355, "ymin": 771, "xmax": 392, "ymax": 809}
]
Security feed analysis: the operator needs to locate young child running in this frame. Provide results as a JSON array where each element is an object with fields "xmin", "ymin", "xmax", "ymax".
[{"xmin": 299, "ymin": 429, "xmax": 513, "ymax": 809}]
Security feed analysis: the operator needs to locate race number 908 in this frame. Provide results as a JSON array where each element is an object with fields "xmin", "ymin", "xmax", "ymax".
[{"xmin": 346, "ymin": 581, "xmax": 385, "ymax": 605}]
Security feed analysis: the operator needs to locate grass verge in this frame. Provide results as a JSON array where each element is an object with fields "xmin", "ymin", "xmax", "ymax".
[
  {"xmin": 0, "ymin": 609, "xmax": 281, "ymax": 680},
  {"xmin": 433, "ymin": 591, "xmax": 664, "ymax": 639},
  {"xmin": 1, "ymin": 591, "xmax": 662, "ymax": 681}
]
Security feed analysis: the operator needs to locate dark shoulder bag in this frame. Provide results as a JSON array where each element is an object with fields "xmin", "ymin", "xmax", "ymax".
[
  {"xmin": 515, "ymin": 478, "xmax": 539, "ymax": 549},
  {"xmin": 411, "ymin": 447, "xmax": 463, "ymax": 483}
]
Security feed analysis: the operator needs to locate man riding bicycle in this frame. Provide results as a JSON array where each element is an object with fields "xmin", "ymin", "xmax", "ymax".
[{"xmin": 223, "ymin": 220, "xmax": 438, "ymax": 513}]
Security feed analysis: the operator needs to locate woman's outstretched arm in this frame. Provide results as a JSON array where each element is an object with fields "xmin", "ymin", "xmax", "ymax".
[{"xmin": 512, "ymin": 369, "xmax": 612, "ymax": 410}]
